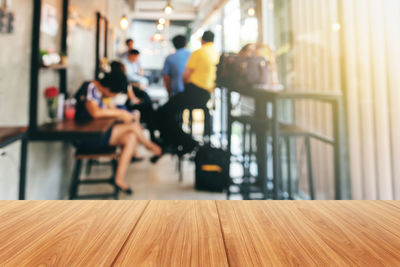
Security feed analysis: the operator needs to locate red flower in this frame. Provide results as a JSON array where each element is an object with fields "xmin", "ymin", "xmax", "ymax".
[{"xmin": 44, "ymin": 87, "xmax": 59, "ymax": 98}]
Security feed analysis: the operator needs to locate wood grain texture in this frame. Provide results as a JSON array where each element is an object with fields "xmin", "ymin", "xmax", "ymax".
[
  {"xmin": 217, "ymin": 200, "xmax": 400, "ymax": 267},
  {"xmin": 1, "ymin": 201, "xmax": 400, "ymax": 266},
  {"xmin": 0, "ymin": 201, "xmax": 149, "ymax": 266},
  {"xmin": 113, "ymin": 200, "xmax": 229, "ymax": 267}
]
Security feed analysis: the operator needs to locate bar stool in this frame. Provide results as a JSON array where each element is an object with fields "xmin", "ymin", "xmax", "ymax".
[
  {"xmin": 69, "ymin": 147, "xmax": 119, "ymax": 200},
  {"xmin": 227, "ymin": 115, "xmax": 266, "ymax": 200},
  {"xmin": 177, "ymin": 106, "xmax": 213, "ymax": 182},
  {"xmin": 226, "ymin": 116, "xmax": 315, "ymax": 200},
  {"xmin": 271, "ymin": 123, "xmax": 315, "ymax": 200}
]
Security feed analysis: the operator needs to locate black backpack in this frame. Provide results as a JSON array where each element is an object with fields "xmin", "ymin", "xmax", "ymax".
[{"xmin": 194, "ymin": 145, "xmax": 230, "ymax": 192}]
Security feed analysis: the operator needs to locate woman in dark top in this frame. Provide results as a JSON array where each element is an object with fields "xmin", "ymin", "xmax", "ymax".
[{"xmin": 75, "ymin": 67, "xmax": 162, "ymax": 194}]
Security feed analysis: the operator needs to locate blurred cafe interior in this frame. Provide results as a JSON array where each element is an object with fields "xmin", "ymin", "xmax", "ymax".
[{"xmin": 1, "ymin": 0, "xmax": 400, "ymax": 201}]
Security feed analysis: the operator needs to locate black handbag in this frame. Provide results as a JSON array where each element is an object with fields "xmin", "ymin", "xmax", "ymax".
[{"xmin": 216, "ymin": 54, "xmax": 269, "ymax": 90}]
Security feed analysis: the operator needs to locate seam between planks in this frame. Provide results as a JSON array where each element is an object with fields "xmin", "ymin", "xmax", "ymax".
[
  {"xmin": 215, "ymin": 201, "xmax": 231, "ymax": 267},
  {"xmin": 110, "ymin": 200, "xmax": 152, "ymax": 266}
]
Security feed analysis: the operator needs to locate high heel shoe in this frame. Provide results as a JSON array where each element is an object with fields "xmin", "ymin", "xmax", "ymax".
[
  {"xmin": 150, "ymin": 155, "xmax": 161, "ymax": 164},
  {"xmin": 116, "ymin": 185, "xmax": 133, "ymax": 195}
]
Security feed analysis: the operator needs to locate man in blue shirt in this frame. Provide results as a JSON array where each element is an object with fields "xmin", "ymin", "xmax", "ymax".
[
  {"xmin": 162, "ymin": 35, "xmax": 191, "ymax": 97},
  {"xmin": 121, "ymin": 49, "xmax": 148, "ymax": 88}
]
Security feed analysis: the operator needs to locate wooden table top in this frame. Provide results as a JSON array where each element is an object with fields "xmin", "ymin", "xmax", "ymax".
[
  {"xmin": 0, "ymin": 201, "xmax": 399, "ymax": 266},
  {"xmin": 31, "ymin": 119, "xmax": 117, "ymax": 141},
  {"xmin": 0, "ymin": 126, "xmax": 27, "ymax": 148}
]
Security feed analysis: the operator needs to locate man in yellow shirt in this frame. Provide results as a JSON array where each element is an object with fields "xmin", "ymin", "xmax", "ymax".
[
  {"xmin": 156, "ymin": 31, "xmax": 220, "ymax": 154},
  {"xmin": 183, "ymin": 31, "xmax": 220, "ymax": 96}
]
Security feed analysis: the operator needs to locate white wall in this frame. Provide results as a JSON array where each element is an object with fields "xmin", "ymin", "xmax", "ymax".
[{"xmin": 0, "ymin": 0, "xmax": 129, "ymax": 200}]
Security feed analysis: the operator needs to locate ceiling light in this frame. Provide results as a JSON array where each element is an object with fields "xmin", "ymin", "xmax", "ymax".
[
  {"xmin": 248, "ymin": 8, "xmax": 255, "ymax": 17},
  {"xmin": 332, "ymin": 23, "xmax": 341, "ymax": 31},
  {"xmin": 159, "ymin": 18, "xmax": 166, "ymax": 25},
  {"xmin": 120, "ymin": 15, "xmax": 129, "ymax": 30},
  {"xmin": 153, "ymin": 33, "xmax": 162, "ymax": 41},
  {"xmin": 157, "ymin": 23, "xmax": 164, "ymax": 31},
  {"xmin": 164, "ymin": 1, "xmax": 173, "ymax": 15}
]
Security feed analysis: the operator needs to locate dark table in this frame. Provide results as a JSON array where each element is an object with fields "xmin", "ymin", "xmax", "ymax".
[
  {"xmin": 30, "ymin": 118, "xmax": 117, "ymax": 141},
  {"xmin": 225, "ymin": 86, "xmax": 345, "ymax": 200},
  {"xmin": 18, "ymin": 119, "xmax": 117, "ymax": 200},
  {"xmin": 0, "ymin": 127, "xmax": 28, "ymax": 200}
]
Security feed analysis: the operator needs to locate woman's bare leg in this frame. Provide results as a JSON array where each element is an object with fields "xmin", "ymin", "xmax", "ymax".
[
  {"xmin": 109, "ymin": 132, "xmax": 137, "ymax": 189},
  {"xmin": 111, "ymin": 123, "xmax": 162, "ymax": 156}
]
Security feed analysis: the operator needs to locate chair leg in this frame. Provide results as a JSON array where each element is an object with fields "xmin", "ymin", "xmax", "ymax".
[
  {"xmin": 111, "ymin": 159, "xmax": 119, "ymax": 200},
  {"xmin": 203, "ymin": 107, "xmax": 212, "ymax": 142},
  {"xmin": 69, "ymin": 159, "xmax": 82, "ymax": 200},
  {"xmin": 286, "ymin": 136, "xmax": 293, "ymax": 199},
  {"xmin": 85, "ymin": 159, "xmax": 93, "ymax": 176},
  {"xmin": 189, "ymin": 109, "xmax": 193, "ymax": 136},
  {"xmin": 178, "ymin": 155, "xmax": 183, "ymax": 183},
  {"xmin": 305, "ymin": 137, "xmax": 315, "ymax": 200}
]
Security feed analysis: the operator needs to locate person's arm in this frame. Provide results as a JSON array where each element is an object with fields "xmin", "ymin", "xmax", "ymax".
[
  {"xmin": 163, "ymin": 75, "xmax": 171, "ymax": 97},
  {"xmin": 183, "ymin": 68, "xmax": 194, "ymax": 84},
  {"xmin": 161, "ymin": 57, "xmax": 172, "ymax": 95},
  {"xmin": 127, "ymin": 86, "xmax": 135, "ymax": 101},
  {"xmin": 85, "ymin": 101, "xmax": 134, "ymax": 123},
  {"xmin": 138, "ymin": 60, "xmax": 144, "ymax": 76},
  {"xmin": 127, "ymin": 85, "xmax": 141, "ymax": 104}
]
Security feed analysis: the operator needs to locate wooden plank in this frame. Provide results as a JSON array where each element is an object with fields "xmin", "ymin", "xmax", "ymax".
[
  {"xmin": 0, "ymin": 201, "xmax": 149, "ymax": 266},
  {"xmin": 114, "ymin": 200, "xmax": 228, "ymax": 267},
  {"xmin": 217, "ymin": 200, "xmax": 400, "ymax": 266}
]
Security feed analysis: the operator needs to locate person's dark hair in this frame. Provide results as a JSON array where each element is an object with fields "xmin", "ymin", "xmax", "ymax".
[
  {"xmin": 99, "ymin": 67, "xmax": 128, "ymax": 93},
  {"xmin": 126, "ymin": 38, "xmax": 134, "ymax": 46},
  {"xmin": 128, "ymin": 49, "xmax": 140, "ymax": 56},
  {"xmin": 110, "ymin": 61, "xmax": 126, "ymax": 74},
  {"xmin": 172, "ymin": 35, "xmax": 187, "ymax": 49},
  {"xmin": 202, "ymin": 31, "xmax": 215, "ymax": 43}
]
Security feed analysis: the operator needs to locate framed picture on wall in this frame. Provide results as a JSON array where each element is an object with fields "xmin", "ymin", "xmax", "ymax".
[{"xmin": 41, "ymin": 3, "xmax": 58, "ymax": 36}]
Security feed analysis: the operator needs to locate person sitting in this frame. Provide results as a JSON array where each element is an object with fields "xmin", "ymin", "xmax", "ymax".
[
  {"xmin": 156, "ymin": 31, "xmax": 220, "ymax": 154},
  {"xmin": 162, "ymin": 35, "xmax": 191, "ymax": 98},
  {"xmin": 112, "ymin": 61, "xmax": 157, "ymax": 142},
  {"xmin": 74, "ymin": 66, "xmax": 162, "ymax": 195},
  {"xmin": 120, "ymin": 38, "xmax": 135, "ymax": 59},
  {"xmin": 122, "ymin": 49, "xmax": 149, "ymax": 89}
]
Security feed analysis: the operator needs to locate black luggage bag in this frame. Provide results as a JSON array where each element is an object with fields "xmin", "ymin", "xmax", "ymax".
[{"xmin": 194, "ymin": 145, "xmax": 230, "ymax": 192}]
